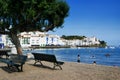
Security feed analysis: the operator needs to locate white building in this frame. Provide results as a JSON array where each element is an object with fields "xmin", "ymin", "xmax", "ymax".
[
  {"xmin": 83, "ymin": 36, "xmax": 100, "ymax": 45},
  {"xmin": 66, "ymin": 36, "xmax": 100, "ymax": 46},
  {"xmin": 1, "ymin": 32, "xmax": 100, "ymax": 48},
  {"xmin": 3, "ymin": 31, "xmax": 65, "ymax": 48},
  {"xmin": 0, "ymin": 34, "xmax": 5, "ymax": 48}
]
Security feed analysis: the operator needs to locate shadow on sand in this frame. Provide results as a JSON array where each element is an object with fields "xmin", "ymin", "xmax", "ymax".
[
  {"xmin": 0, "ymin": 66, "xmax": 20, "ymax": 73},
  {"xmin": 28, "ymin": 63, "xmax": 59, "ymax": 70}
]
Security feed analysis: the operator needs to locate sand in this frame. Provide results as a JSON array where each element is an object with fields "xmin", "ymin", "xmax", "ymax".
[{"xmin": 0, "ymin": 59, "xmax": 120, "ymax": 80}]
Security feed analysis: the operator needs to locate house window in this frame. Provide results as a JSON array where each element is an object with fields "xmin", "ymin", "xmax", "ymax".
[
  {"xmin": 0, "ymin": 35, "xmax": 2, "ymax": 42},
  {"xmin": 22, "ymin": 37, "xmax": 30, "ymax": 44}
]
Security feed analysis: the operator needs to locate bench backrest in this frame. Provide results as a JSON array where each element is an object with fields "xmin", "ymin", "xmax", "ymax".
[
  {"xmin": 32, "ymin": 53, "xmax": 57, "ymax": 62},
  {"xmin": 0, "ymin": 51, "xmax": 9, "ymax": 57},
  {"xmin": 9, "ymin": 54, "xmax": 27, "ymax": 64}
]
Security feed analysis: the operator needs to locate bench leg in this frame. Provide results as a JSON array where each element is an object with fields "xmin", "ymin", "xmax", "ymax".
[
  {"xmin": 20, "ymin": 65, "xmax": 23, "ymax": 72},
  {"xmin": 7, "ymin": 64, "xmax": 23, "ymax": 72},
  {"xmin": 16, "ymin": 66, "xmax": 21, "ymax": 72},
  {"xmin": 13, "ymin": 65, "xmax": 23, "ymax": 72},
  {"xmin": 34, "ymin": 60, "xmax": 43, "ymax": 66},
  {"xmin": 53, "ymin": 63, "xmax": 62, "ymax": 70},
  {"xmin": 7, "ymin": 64, "xmax": 12, "ymax": 69}
]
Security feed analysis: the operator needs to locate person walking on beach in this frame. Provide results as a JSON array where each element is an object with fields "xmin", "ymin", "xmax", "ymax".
[
  {"xmin": 93, "ymin": 61, "xmax": 96, "ymax": 65},
  {"xmin": 77, "ymin": 54, "xmax": 80, "ymax": 63}
]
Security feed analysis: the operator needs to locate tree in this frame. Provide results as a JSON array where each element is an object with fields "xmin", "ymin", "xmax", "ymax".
[
  {"xmin": 0, "ymin": 0, "xmax": 69, "ymax": 54},
  {"xmin": 61, "ymin": 35, "xmax": 86, "ymax": 40},
  {"xmin": 99, "ymin": 40, "xmax": 107, "ymax": 47}
]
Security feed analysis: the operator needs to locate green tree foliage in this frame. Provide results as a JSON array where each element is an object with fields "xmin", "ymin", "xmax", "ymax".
[
  {"xmin": 61, "ymin": 35, "xmax": 107, "ymax": 47},
  {"xmin": 99, "ymin": 40, "xmax": 107, "ymax": 47},
  {"xmin": 0, "ymin": 0, "xmax": 69, "ymax": 54},
  {"xmin": 61, "ymin": 35, "xmax": 86, "ymax": 40},
  {"xmin": 0, "ymin": 0, "xmax": 69, "ymax": 33}
]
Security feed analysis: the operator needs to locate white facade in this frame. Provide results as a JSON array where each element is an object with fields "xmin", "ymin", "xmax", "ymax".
[
  {"xmin": 83, "ymin": 36, "xmax": 100, "ymax": 45},
  {"xmin": 4, "ymin": 31, "xmax": 65, "ymax": 48},
  {"xmin": 1, "ymin": 32, "xmax": 100, "ymax": 48},
  {"xmin": 0, "ymin": 34, "xmax": 6, "ymax": 48},
  {"xmin": 66, "ymin": 36, "xmax": 100, "ymax": 46}
]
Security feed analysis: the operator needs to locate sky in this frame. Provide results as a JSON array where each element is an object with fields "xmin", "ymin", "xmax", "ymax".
[{"xmin": 48, "ymin": 0, "xmax": 120, "ymax": 46}]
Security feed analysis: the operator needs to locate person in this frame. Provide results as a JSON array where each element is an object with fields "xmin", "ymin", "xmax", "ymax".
[
  {"xmin": 93, "ymin": 61, "xmax": 96, "ymax": 65},
  {"xmin": 77, "ymin": 54, "xmax": 80, "ymax": 63}
]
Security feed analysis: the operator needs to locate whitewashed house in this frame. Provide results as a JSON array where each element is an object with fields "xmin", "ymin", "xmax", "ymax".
[
  {"xmin": 65, "ymin": 36, "xmax": 100, "ymax": 46},
  {"xmin": 1, "ymin": 32, "xmax": 100, "ymax": 48},
  {"xmin": 3, "ymin": 31, "xmax": 66, "ymax": 48},
  {"xmin": 0, "ymin": 34, "xmax": 5, "ymax": 48},
  {"xmin": 83, "ymin": 36, "xmax": 100, "ymax": 45}
]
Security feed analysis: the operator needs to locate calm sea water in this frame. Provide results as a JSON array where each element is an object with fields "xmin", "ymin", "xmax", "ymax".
[{"xmin": 24, "ymin": 47, "xmax": 120, "ymax": 67}]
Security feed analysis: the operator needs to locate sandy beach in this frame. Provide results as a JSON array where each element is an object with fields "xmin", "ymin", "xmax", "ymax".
[{"xmin": 0, "ymin": 59, "xmax": 120, "ymax": 80}]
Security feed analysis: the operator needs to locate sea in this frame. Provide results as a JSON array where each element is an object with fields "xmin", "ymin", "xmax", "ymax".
[{"xmin": 24, "ymin": 47, "xmax": 120, "ymax": 67}]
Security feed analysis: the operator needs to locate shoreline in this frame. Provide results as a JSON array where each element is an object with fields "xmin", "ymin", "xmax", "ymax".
[
  {"xmin": 0, "ymin": 59, "xmax": 120, "ymax": 80},
  {"xmin": 26, "ymin": 52, "xmax": 120, "ymax": 68}
]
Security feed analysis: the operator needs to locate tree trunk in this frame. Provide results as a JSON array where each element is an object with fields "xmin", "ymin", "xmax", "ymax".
[{"xmin": 9, "ymin": 32, "xmax": 23, "ymax": 55}]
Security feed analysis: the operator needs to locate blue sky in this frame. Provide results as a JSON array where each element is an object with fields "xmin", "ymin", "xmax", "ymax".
[{"xmin": 48, "ymin": 0, "xmax": 120, "ymax": 46}]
